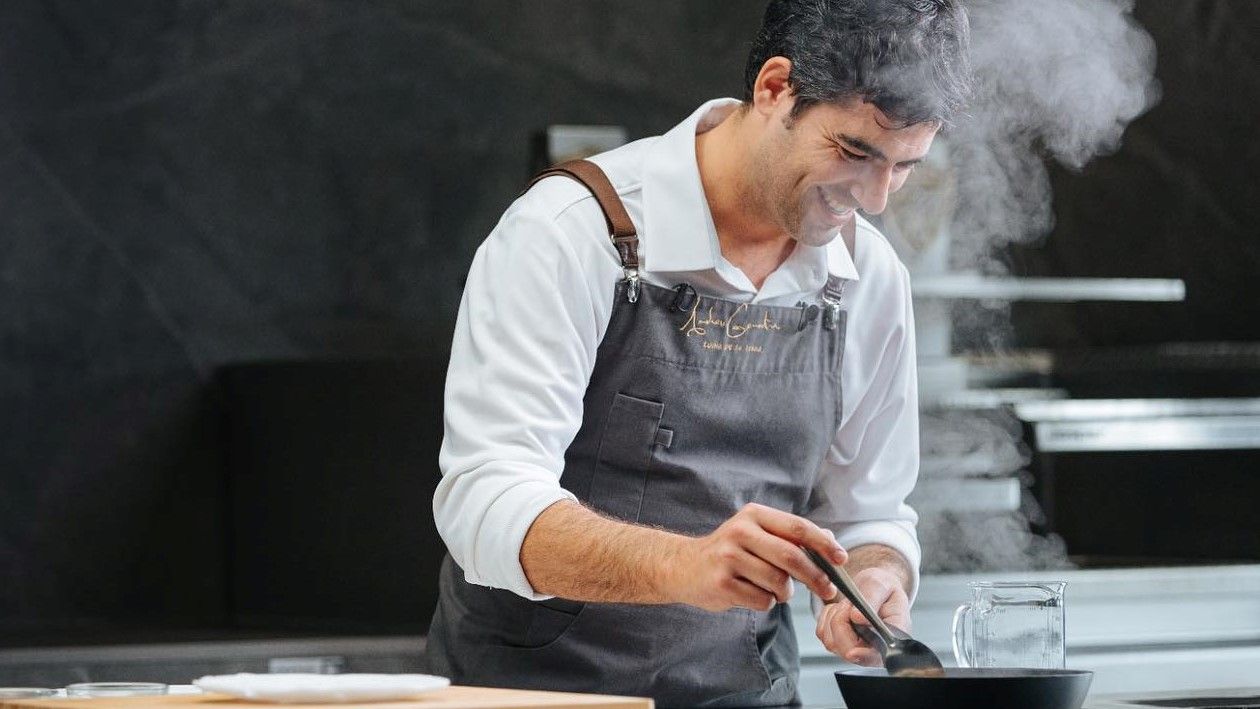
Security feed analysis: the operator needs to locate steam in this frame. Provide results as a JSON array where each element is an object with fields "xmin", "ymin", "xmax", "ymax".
[
  {"xmin": 916, "ymin": 408, "xmax": 1073, "ymax": 574},
  {"xmin": 920, "ymin": 409, "xmax": 1030, "ymax": 479},
  {"xmin": 920, "ymin": 507, "xmax": 1074, "ymax": 573},
  {"xmin": 903, "ymin": 1, "xmax": 1160, "ymax": 572},
  {"xmin": 948, "ymin": 0, "xmax": 1161, "ymax": 269}
]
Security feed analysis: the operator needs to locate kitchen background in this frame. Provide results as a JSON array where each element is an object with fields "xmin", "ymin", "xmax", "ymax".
[{"xmin": 1, "ymin": 0, "xmax": 1257, "ymax": 700}]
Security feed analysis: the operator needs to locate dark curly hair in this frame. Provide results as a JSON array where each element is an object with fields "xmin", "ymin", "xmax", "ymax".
[{"xmin": 744, "ymin": 0, "xmax": 973, "ymax": 127}]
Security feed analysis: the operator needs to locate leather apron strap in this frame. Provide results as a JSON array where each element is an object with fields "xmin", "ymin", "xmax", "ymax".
[{"xmin": 529, "ymin": 160, "xmax": 641, "ymax": 300}]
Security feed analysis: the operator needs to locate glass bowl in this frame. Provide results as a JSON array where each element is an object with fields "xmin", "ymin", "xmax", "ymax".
[{"xmin": 65, "ymin": 682, "xmax": 169, "ymax": 696}]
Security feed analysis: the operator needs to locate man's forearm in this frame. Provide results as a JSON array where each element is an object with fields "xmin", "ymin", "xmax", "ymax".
[
  {"xmin": 843, "ymin": 543, "xmax": 914, "ymax": 596},
  {"xmin": 520, "ymin": 499, "xmax": 690, "ymax": 604}
]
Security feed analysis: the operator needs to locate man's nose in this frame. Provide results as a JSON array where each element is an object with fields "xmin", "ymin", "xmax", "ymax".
[{"xmin": 849, "ymin": 165, "xmax": 894, "ymax": 215}]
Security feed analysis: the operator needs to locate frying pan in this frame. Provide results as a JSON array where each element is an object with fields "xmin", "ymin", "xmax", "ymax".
[
  {"xmin": 802, "ymin": 549, "xmax": 1093, "ymax": 709},
  {"xmin": 835, "ymin": 667, "xmax": 1094, "ymax": 709}
]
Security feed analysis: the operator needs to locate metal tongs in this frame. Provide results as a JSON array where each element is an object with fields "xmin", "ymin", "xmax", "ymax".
[{"xmin": 803, "ymin": 547, "xmax": 946, "ymax": 677}]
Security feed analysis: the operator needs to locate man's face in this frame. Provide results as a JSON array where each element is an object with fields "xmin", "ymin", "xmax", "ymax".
[{"xmin": 748, "ymin": 98, "xmax": 939, "ymax": 247}]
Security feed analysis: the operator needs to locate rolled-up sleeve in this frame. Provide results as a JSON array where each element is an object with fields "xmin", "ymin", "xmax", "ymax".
[
  {"xmin": 434, "ymin": 199, "xmax": 608, "ymax": 601},
  {"xmin": 806, "ymin": 258, "xmax": 922, "ymax": 608}
]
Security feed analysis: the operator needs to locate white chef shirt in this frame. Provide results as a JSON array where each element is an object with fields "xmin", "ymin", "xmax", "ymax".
[{"xmin": 435, "ymin": 98, "xmax": 922, "ymax": 605}]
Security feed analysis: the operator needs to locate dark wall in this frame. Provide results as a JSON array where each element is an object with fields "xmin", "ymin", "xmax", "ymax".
[
  {"xmin": 0, "ymin": 0, "xmax": 1256, "ymax": 636},
  {"xmin": 1010, "ymin": 1, "xmax": 1260, "ymax": 349},
  {"xmin": 0, "ymin": 0, "xmax": 767, "ymax": 635}
]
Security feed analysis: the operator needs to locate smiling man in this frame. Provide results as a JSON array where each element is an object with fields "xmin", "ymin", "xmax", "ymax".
[{"xmin": 427, "ymin": 1, "xmax": 973, "ymax": 706}]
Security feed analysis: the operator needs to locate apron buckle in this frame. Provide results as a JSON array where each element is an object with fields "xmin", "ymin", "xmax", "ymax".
[
  {"xmin": 670, "ymin": 283, "xmax": 698, "ymax": 313},
  {"xmin": 822, "ymin": 298, "xmax": 842, "ymax": 330},
  {"xmin": 798, "ymin": 302, "xmax": 820, "ymax": 330},
  {"xmin": 625, "ymin": 272, "xmax": 640, "ymax": 303}
]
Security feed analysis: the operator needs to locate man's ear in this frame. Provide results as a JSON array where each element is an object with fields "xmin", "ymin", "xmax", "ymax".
[{"xmin": 750, "ymin": 56, "xmax": 795, "ymax": 118}]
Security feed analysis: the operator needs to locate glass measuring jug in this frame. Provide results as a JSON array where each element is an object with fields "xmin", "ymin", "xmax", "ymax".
[{"xmin": 951, "ymin": 581, "xmax": 1066, "ymax": 669}]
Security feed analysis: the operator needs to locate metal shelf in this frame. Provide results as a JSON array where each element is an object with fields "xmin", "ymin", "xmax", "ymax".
[
  {"xmin": 1016, "ymin": 398, "xmax": 1260, "ymax": 421},
  {"xmin": 911, "ymin": 275, "xmax": 1186, "ymax": 302},
  {"xmin": 1031, "ymin": 416, "xmax": 1260, "ymax": 452},
  {"xmin": 1013, "ymin": 398, "xmax": 1260, "ymax": 452},
  {"xmin": 908, "ymin": 477, "xmax": 1022, "ymax": 512}
]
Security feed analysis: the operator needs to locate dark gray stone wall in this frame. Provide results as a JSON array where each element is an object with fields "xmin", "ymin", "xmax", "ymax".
[
  {"xmin": 0, "ymin": 0, "xmax": 767, "ymax": 637},
  {"xmin": 1012, "ymin": 1, "xmax": 1260, "ymax": 349},
  {"xmin": 0, "ymin": 0, "xmax": 1256, "ymax": 639}
]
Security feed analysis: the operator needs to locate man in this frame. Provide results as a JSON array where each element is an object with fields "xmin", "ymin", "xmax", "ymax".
[{"xmin": 427, "ymin": 1, "xmax": 972, "ymax": 706}]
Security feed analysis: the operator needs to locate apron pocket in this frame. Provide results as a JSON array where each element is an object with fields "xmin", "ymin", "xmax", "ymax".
[
  {"xmin": 522, "ymin": 597, "xmax": 586, "ymax": 648},
  {"xmin": 589, "ymin": 393, "xmax": 664, "ymax": 522}
]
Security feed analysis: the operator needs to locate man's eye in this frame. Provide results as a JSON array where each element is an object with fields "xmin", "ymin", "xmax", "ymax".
[
  {"xmin": 839, "ymin": 147, "xmax": 867, "ymax": 161},
  {"xmin": 894, "ymin": 163, "xmax": 917, "ymax": 174}
]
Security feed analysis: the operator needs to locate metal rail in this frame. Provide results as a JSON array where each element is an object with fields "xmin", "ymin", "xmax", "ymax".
[{"xmin": 911, "ymin": 275, "xmax": 1186, "ymax": 302}]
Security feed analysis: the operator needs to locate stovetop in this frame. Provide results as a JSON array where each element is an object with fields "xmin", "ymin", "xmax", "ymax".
[
  {"xmin": 1087, "ymin": 688, "xmax": 1260, "ymax": 709},
  {"xmin": 790, "ymin": 690, "xmax": 1260, "ymax": 709},
  {"xmin": 789, "ymin": 688, "xmax": 1260, "ymax": 709},
  {"xmin": 783, "ymin": 689, "xmax": 1260, "ymax": 709}
]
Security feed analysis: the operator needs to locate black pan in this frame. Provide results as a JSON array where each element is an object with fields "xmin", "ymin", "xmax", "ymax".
[{"xmin": 835, "ymin": 667, "xmax": 1094, "ymax": 709}]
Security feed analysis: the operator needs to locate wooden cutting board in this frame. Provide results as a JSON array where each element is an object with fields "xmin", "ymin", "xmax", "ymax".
[{"xmin": 0, "ymin": 686, "xmax": 653, "ymax": 709}]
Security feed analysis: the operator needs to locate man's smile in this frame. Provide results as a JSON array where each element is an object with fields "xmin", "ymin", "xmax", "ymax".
[{"xmin": 817, "ymin": 186, "xmax": 855, "ymax": 222}]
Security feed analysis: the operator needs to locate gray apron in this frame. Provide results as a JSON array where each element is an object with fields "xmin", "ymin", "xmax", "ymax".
[{"xmin": 427, "ymin": 160, "xmax": 848, "ymax": 708}]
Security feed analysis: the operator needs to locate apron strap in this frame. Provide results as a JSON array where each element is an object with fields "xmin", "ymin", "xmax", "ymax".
[
  {"xmin": 823, "ymin": 274, "xmax": 847, "ymax": 305},
  {"xmin": 822, "ymin": 274, "xmax": 847, "ymax": 330},
  {"xmin": 528, "ymin": 160, "xmax": 640, "ymax": 273}
]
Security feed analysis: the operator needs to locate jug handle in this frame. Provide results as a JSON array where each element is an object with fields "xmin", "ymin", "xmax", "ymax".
[{"xmin": 951, "ymin": 603, "xmax": 975, "ymax": 668}]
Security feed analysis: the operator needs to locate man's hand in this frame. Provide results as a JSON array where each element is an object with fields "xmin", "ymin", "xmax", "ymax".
[
  {"xmin": 816, "ymin": 556, "xmax": 912, "ymax": 665},
  {"xmin": 665, "ymin": 503, "xmax": 847, "ymax": 612}
]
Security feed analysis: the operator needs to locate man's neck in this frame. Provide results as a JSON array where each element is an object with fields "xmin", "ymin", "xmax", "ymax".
[{"xmin": 695, "ymin": 111, "xmax": 795, "ymax": 290}]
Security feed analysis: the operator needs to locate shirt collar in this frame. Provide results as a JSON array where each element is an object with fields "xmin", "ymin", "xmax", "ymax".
[
  {"xmin": 640, "ymin": 98, "xmax": 860, "ymax": 283},
  {"xmin": 829, "ymin": 216, "xmax": 863, "ymax": 282}
]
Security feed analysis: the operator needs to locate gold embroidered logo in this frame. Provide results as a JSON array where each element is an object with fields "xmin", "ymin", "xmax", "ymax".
[{"xmin": 679, "ymin": 302, "xmax": 780, "ymax": 354}]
